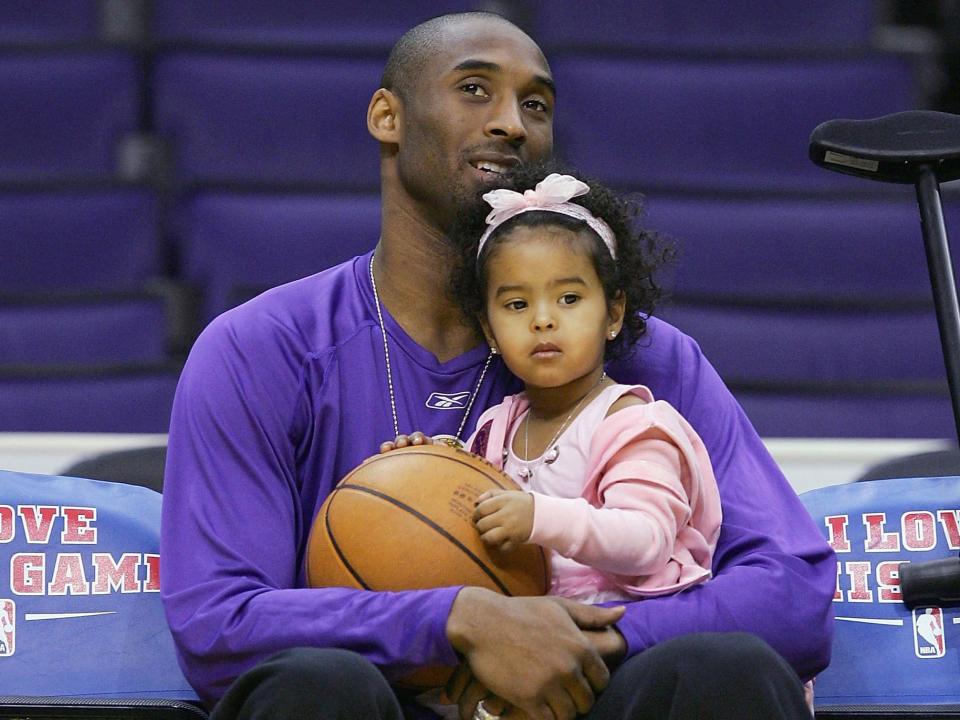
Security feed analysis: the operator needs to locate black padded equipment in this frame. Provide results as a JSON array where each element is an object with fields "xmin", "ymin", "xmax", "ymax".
[{"xmin": 810, "ymin": 110, "xmax": 960, "ymax": 183}]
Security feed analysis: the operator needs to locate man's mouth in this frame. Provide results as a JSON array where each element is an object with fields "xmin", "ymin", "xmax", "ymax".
[{"xmin": 470, "ymin": 160, "xmax": 510, "ymax": 176}]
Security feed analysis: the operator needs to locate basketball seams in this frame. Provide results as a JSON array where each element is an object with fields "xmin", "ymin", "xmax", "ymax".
[
  {"xmin": 349, "ymin": 446, "xmax": 516, "ymax": 491},
  {"xmin": 337, "ymin": 483, "xmax": 514, "ymax": 596},
  {"xmin": 306, "ymin": 488, "xmax": 372, "ymax": 590}
]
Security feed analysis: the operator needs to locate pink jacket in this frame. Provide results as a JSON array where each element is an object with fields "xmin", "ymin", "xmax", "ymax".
[{"xmin": 468, "ymin": 385, "xmax": 722, "ymax": 599}]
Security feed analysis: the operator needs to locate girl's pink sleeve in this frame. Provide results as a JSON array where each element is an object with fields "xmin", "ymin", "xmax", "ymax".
[
  {"xmin": 527, "ymin": 402, "xmax": 721, "ymax": 595},
  {"xmin": 528, "ymin": 431, "xmax": 689, "ymax": 576}
]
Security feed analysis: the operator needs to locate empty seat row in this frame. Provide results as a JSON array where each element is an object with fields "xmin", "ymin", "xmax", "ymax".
[
  {"xmin": 0, "ymin": 0, "xmax": 881, "ymax": 54},
  {"xmin": 0, "ymin": 50, "xmax": 920, "ymax": 191}
]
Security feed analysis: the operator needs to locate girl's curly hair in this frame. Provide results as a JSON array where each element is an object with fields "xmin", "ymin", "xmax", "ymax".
[{"xmin": 449, "ymin": 160, "xmax": 673, "ymax": 360}]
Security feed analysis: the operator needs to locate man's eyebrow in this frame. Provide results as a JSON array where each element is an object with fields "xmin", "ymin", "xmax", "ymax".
[{"xmin": 452, "ymin": 59, "xmax": 556, "ymax": 97}]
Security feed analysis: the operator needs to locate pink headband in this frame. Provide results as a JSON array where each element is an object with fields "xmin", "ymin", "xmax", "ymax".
[{"xmin": 477, "ymin": 173, "xmax": 618, "ymax": 260}]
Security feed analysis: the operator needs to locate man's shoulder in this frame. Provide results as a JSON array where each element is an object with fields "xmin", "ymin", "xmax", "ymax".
[{"xmin": 197, "ymin": 254, "xmax": 373, "ymax": 362}]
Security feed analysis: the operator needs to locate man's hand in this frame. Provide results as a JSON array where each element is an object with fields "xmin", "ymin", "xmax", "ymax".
[
  {"xmin": 378, "ymin": 431, "xmax": 433, "ymax": 454},
  {"xmin": 473, "ymin": 489, "xmax": 534, "ymax": 553},
  {"xmin": 446, "ymin": 587, "xmax": 625, "ymax": 720}
]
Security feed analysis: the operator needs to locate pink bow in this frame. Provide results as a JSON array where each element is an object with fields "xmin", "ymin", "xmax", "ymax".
[{"xmin": 482, "ymin": 173, "xmax": 590, "ymax": 227}]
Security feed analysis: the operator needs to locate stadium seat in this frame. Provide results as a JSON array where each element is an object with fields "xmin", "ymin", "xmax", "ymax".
[
  {"xmin": 0, "ymin": 52, "xmax": 138, "ymax": 181},
  {"xmin": 657, "ymin": 301, "xmax": 945, "ymax": 385},
  {"xmin": 0, "ymin": 366, "xmax": 181, "ymax": 433},
  {"xmin": 153, "ymin": 54, "xmax": 383, "ymax": 187},
  {"xmin": 534, "ymin": 0, "xmax": 876, "ymax": 54},
  {"xmin": 0, "ymin": 297, "xmax": 170, "ymax": 364},
  {"xmin": 551, "ymin": 55, "xmax": 917, "ymax": 192},
  {"xmin": 172, "ymin": 192, "xmax": 379, "ymax": 320},
  {"xmin": 0, "ymin": 188, "xmax": 162, "ymax": 293},
  {"xmin": 643, "ymin": 193, "xmax": 938, "ymax": 303},
  {"xmin": 0, "ymin": 0, "xmax": 101, "ymax": 45},
  {"xmin": 151, "ymin": 0, "xmax": 478, "ymax": 52},
  {"xmin": 737, "ymin": 388, "xmax": 954, "ymax": 439}
]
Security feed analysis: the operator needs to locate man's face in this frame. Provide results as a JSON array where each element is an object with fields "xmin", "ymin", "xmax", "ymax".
[{"xmin": 395, "ymin": 19, "xmax": 555, "ymax": 226}]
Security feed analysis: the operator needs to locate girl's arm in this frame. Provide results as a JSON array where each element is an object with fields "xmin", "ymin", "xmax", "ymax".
[{"xmin": 528, "ymin": 433, "xmax": 691, "ymax": 577}]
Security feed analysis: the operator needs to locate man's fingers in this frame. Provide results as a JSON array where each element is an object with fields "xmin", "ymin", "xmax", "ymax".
[
  {"xmin": 581, "ymin": 648, "xmax": 611, "ymax": 693},
  {"xmin": 558, "ymin": 599, "xmax": 625, "ymax": 630},
  {"xmin": 563, "ymin": 669, "xmax": 596, "ymax": 715},
  {"xmin": 457, "ymin": 680, "xmax": 490, "ymax": 720},
  {"xmin": 445, "ymin": 663, "xmax": 473, "ymax": 705}
]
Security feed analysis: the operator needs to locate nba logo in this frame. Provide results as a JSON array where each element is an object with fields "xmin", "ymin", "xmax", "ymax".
[
  {"xmin": 0, "ymin": 599, "xmax": 13, "ymax": 657},
  {"xmin": 913, "ymin": 606, "xmax": 945, "ymax": 659}
]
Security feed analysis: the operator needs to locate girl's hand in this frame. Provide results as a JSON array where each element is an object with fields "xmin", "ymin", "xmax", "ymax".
[
  {"xmin": 378, "ymin": 431, "xmax": 433, "ymax": 454},
  {"xmin": 473, "ymin": 489, "xmax": 534, "ymax": 552}
]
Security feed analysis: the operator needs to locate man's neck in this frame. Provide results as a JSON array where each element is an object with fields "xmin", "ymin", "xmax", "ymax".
[{"xmin": 373, "ymin": 217, "xmax": 483, "ymax": 363}]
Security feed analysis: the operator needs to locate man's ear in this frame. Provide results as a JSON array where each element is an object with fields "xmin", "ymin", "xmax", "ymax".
[{"xmin": 367, "ymin": 88, "xmax": 401, "ymax": 144}]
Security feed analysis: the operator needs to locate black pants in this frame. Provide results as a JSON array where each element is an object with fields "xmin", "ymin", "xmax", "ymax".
[{"xmin": 210, "ymin": 632, "xmax": 812, "ymax": 720}]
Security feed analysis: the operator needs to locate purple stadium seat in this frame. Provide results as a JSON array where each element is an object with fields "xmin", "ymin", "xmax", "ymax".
[
  {"xmin": 0, "ymin": 0, "xmax": 99, "ymax": 44},
  {"xmin": 151, "ymin": 0, "xmax": 477, "ymax": 51},
  {"xmin": 657, "ymin": 302, "xmax": 945, "ymax": 384},
  {"xmin": 0, "ymin": 367, "xmax": 180, "ymax": 432},
  {"xmin": 173, "ymin": 192, "xmax": 379, "ymax": 320},
  {"xmin": 0, "ymin": 188, "xmax": 161, "ymax": 292},
  {"xmin": 643, "ymin": 193, "xmax": 937, "ymax": 302},
  {"xmin": 551, "ymin": 55, "xmax": 916, "ymax": 192},
  {"xmin": 0, "ymin": 52, "xmax": 138, "ymax": 181},
  {"xmin": 0, "ymin": 298, "xmax": 169, "ymax": 364},
  {"xmin": 153, "ymin": 54, "xmax": 383, "ymax": 186},
  {"xmin": 534, "ymin": 0, "xmax": 876, "ymax": 54},
  {"xmin": 736, "ymin": 390, "xmax": 955, "ymax": 439}
]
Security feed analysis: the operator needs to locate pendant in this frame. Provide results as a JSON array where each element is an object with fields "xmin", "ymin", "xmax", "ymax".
[
  {"xmin": 544, "ymin": 446, "xmax": 559, "ymax": 464},
  {"xmin": 433, "ymin": 434, "xmax": 465, "ymax": 450},
  {"xmin": 517, "ymin": 466, "xmax": 532, "ymax": 481}
]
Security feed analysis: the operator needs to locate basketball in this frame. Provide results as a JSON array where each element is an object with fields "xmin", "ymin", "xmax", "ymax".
[{"xmin": 306, "ymin": 442, "xmax": 550, "ymax": 689}]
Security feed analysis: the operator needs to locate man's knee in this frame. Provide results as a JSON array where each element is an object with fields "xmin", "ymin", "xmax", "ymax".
[
  {"xmin": 598, "ymin": 633, "xmax": 809, "ymax": 719},
  {"xmin": 212, "ymin": 647, "xmax": 402, "ymax": 720}
]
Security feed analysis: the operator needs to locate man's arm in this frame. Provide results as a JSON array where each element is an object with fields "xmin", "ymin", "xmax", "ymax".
[
  {"xmin": 608, "ymin": 324, "xmax": 836, "ymax": 679},
  {"xmin": 160, "ymin": 315, "xmax": 463, "ymax": 706}
]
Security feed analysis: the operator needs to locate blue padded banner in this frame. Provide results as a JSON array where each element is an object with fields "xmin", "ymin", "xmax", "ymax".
[
  {"xmin": 0, "ymin": 470, "xmax": 197, "ymax": 700},
  {"xmin": 801, "ymin": 476, "xmax": 960, "ymax": 706}
]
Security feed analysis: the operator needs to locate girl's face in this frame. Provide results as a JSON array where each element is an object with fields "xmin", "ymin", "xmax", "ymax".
[{"xmin": 481, "ymin": 225, "xmax": 624, "ymax": 391}]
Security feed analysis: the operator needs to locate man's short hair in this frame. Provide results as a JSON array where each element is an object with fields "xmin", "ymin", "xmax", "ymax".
[{"xmin": 380, "ymin": 11, "xmax": 519, "ymax": 101}]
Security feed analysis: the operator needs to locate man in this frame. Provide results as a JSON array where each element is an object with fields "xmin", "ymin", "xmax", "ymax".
[{"xmin": 161, "ymin": 12, "xmax": 835, "ymax": 720}]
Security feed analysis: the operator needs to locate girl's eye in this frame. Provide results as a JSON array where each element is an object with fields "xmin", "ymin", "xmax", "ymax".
[
  {"xmin": 560, "ymin": 294, "xmax": 579, "ymax": 305},
  {"xmin": 461, "ymin": 83, "xmax": 489, "ymax": 98},
  {"xmin": 506, "ymin": 300, "xmax": 527, "ymax": 311}
]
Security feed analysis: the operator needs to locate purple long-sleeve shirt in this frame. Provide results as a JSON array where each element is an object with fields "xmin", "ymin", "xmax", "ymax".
[{"xmin": 160, "ymin": 252, "xmax": 835, "ymax": 708}]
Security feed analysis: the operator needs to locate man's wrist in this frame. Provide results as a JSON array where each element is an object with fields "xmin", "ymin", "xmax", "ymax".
[{"xmin": 446, "ymin": 586, "xmax": 496, "ymax": 655}]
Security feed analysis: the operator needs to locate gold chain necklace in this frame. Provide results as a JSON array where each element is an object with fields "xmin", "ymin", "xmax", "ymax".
[
  {"xmin": 369, "ymin": 257, "xmax": 493, "ymax": 449},
  {"xmin": 517, "ymin": 371, "xmax": 606, "ymax": 480}
]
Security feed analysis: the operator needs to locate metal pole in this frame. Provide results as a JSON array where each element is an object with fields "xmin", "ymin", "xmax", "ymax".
[{"xmin": 915, "ymin": 164, "xmax": 960, "ymax": 443}]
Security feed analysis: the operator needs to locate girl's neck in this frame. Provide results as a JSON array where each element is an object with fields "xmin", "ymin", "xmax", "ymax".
[{"xmin": 525, "ymin": 367, "xmax": 609, "ymax": 421}]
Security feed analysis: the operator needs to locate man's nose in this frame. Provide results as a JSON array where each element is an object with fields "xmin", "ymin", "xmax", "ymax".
[{"xmin": 485, "ymin": 98, "xmax": 526, "ymax": 144}]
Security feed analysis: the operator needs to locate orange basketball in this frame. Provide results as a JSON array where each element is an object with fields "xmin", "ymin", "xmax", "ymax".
[{"xmin": 306, "ymin": 443, "xmax": 550, "ymax": 689}]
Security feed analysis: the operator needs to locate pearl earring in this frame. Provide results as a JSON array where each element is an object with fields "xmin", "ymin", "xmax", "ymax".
[{"xmin": 608, "ymin": 331, "xmax": 618, "ymax": 339}]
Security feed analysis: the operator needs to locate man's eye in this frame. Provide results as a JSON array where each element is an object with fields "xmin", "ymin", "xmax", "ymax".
[
  {"xmin": 523, "ymin": 98, "xmax": 549, "ymax": 112},
  {"xmin": 461, "ymin": 83, "xmax": 489, "ymax": 97}
]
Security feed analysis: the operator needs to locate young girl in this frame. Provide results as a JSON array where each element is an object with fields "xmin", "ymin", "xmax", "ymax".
[{"xmin": 449, "ymin": 164, "xmax": 723, "ymax": 605}]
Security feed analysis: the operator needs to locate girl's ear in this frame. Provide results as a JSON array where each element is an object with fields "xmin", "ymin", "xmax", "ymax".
[
  {"xmin": 478, "ymin": 315, "xmax": 499, "ymax": 353},
  {"xmin": 367, "ymin": 88, "xmax": 401, "ymax": 144},
  {"xmin": 607, "ymin": 291, "xmax": 626, "ymax": 339}
]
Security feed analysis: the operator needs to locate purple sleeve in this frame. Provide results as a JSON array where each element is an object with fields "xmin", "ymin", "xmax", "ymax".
[
  {"xmin": 608, "ymin": 329, "xmax": 836, "ymax": 680},
  {"xmin": 160, "ymin": 315, "xmax": 461, "ymax": 706}
]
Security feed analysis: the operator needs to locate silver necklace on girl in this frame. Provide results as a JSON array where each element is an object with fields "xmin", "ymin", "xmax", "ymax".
[
  {"xmin": 369, "ymin": 257, "xmax": 493, "ymax": 450},
  {"xmin": 515, "ymin": 371, "xmax": 606, "ymax": 480}
]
